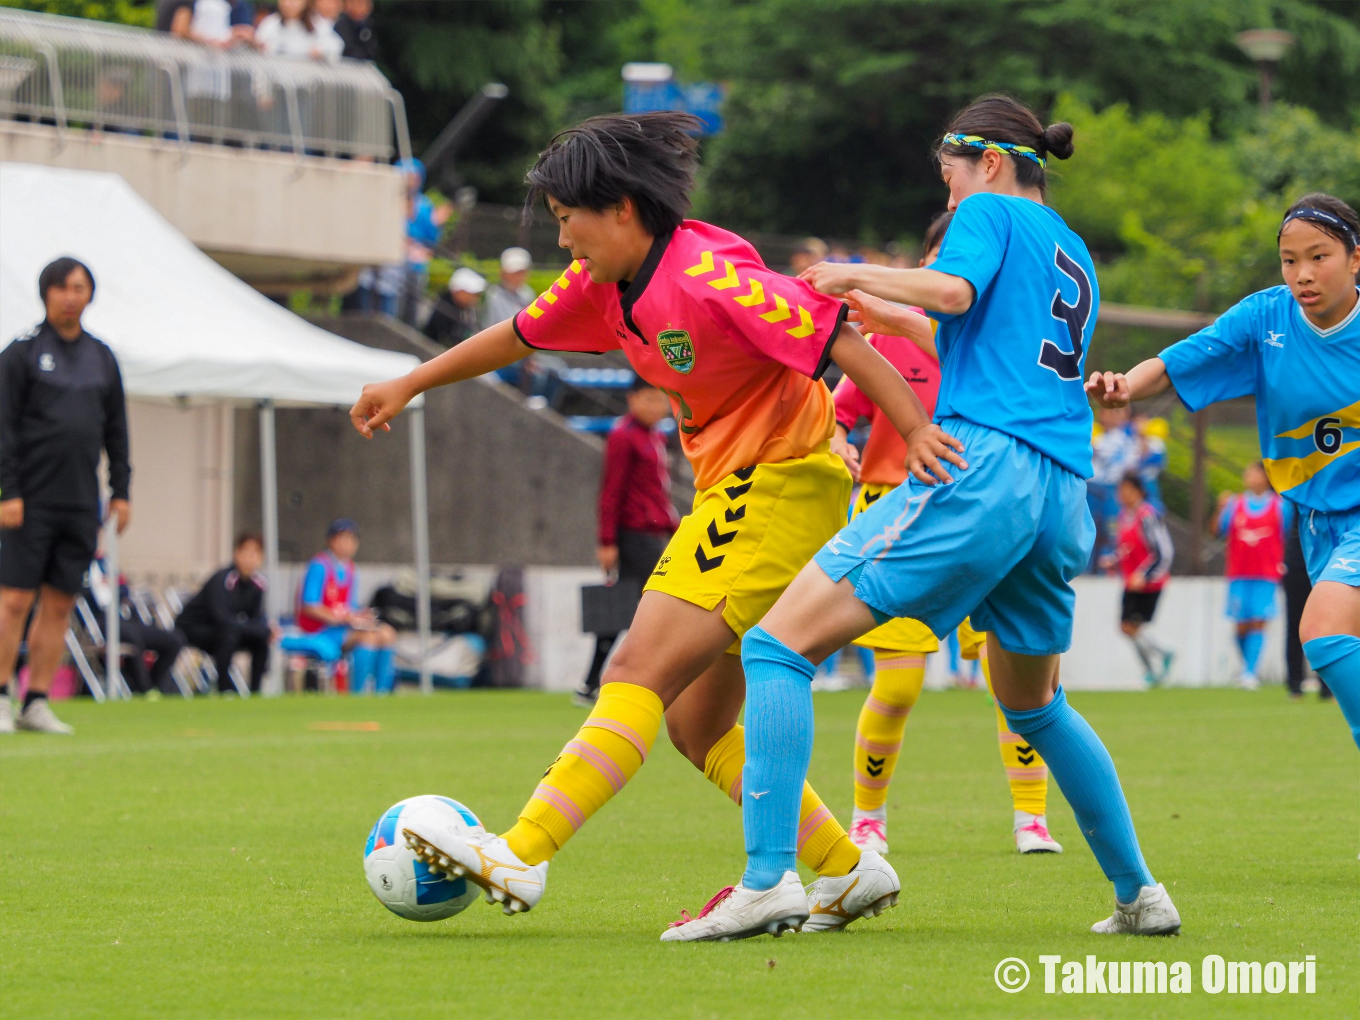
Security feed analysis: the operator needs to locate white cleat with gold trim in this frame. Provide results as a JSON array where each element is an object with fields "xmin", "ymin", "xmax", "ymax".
[
  {"xmin": 403, "ymin": 826, "xmax": 548, "ymax": 916},
  {"xmin": 801, "ymin": 850, "xmax": 900, "ymax": 932}
]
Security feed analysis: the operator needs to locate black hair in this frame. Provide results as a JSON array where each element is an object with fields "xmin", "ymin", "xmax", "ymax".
[
  {"xmin": 922, "ymin": 210, "xmax": 954, "ymax": 256},
  {"xmin": 524, "ymin": 112, "xmax": 701, "ymax": 236},
  {"xmin": 1119, "ymin": 472, "xmax": 1146, "ymax": 496},
  {"xmin": 935, "ymin": 94, "xmax": 1074, "ymax": 196},
  {"xmin": 1279, "ymin": 192, "xmax": 1359, "ymax": 254},
  {"xmin": 38, "ymin": 257, "xmax": 95, "ymax": 301},
  {"xmin": 235, "ymin": 532, "xmax": 264, "ymax": 550},
  {"xmin": 627, "ymin": 374, "xmax": 660, "ymax": 394}
]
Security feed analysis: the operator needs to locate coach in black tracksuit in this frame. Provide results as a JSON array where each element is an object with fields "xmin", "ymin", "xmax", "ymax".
[{"xmin": 0, "ymin": 257, "xmax": 131, "ymax": 734}]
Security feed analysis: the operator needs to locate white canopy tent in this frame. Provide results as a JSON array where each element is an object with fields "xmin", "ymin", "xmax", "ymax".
[{"xmin": 0, "ymin": 161, "xmax": 433, "ymax": 695}]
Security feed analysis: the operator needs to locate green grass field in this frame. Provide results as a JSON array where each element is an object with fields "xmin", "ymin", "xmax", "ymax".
[{"xmin": 1, "ymin": 688, "xmax": 1355, "ymax": 1019}]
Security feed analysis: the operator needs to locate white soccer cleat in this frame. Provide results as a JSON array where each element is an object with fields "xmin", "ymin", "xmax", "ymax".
[
  {"xmin": 848, "ymin": 816, "xmax": 889, "ymax": 855},
  {"xmin": 1091, "ymin": 882, "xmax": 1181, "ymax": 935},
  {"xmin": 16, "ymin": 699, "xmax": 73, "ymax": 734},
  {"xmin": 1238, "ymin": 673, "xmax": 1260, "ymax": 691},
  {"xmin": 402, "ymin": 825, "xmax": 548, "ymax": 915},
  {"xmin": 659, "ymin": 872, "xmax": 808, "ymax": 942},
  {"xmin": 802, "ymin": 850, "xmax": 901, "ymax": 932},
  {"xmin": 1014, "ymin": 813, "xmax": 1063, "ymax": 854},
  {"xmin": 0, "ymin": 695, "xmax": 13, "ymax": 734}
]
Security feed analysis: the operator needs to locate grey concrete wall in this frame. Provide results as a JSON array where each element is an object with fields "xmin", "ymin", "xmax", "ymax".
[{"xmin": 234, "ymin": 315, "xmax": 605, "ymax": 566}]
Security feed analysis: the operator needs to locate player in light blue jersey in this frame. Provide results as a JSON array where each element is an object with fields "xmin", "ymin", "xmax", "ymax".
[
  {"xmin": 670, "ymin": 95, "xmax": 1178, "ymax": 942},
  {"xmin": 1089, "ymin": 193, "xmax": 1360, "ymax": 749}
]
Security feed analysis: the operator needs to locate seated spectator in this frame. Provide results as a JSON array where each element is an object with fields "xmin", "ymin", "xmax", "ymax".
[
  {"xmin": 256, "ymin": 0, "xmax": 342, "ymax": 61},
  {"xmin": 787, "ymin": 237, "xmax": 827, "ymax": 275},
  {"xmin": 86, "ymin": 561, "xmax": 186, "ymax": 697},
  {"xmin": 424, "ymin": 268, "xmax": 485, "ymax": 348},
  {"xmin": 334, "ymin": 0, "xmax": 378, "ymax": 61},
  {"xmin": 400, "ymin": 159, "xmax": 451, "ymax": 324},
  {"xmin": 294, "ymin": 519, "xmax": 396, "ymax": 694},
  {"xmin": 482, "ymin": 247, "xmax": 536, "ymax": 329},
  {"xmin": 176, "ymin": 533, "xmax": 273, "ymax": 693}
]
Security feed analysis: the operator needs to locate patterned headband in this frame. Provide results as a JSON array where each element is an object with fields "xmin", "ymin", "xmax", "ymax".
[
  {"xmin": 940, "ymin": 132, "xmax": 1046, "ymax": 168},
  {"xmin": 1279, "ymin": 208, "xmax": 1360, "ymax": 247}
]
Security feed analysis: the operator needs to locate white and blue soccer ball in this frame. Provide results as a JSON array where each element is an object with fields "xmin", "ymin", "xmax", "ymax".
[{"xmin": 363, "ymin": 795, "xmax": 483, "ymax": 921}]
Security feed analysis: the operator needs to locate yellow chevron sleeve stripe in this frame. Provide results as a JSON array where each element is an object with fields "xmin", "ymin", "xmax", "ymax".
[
  {"xmin": 525, "ymin": 301, "xmax": 544, "ymax": 319},
  {"xmin": 733, "ymin": 279, "xmax": 765, "ymax": 307},
  {"xmin": 787, "ymin": 306, "xmax": 816, "ymax": 338},
  {"xmin": 708, "ymin": 259, "xmax": 741, "ymax": 290},
  {"xmin": 760, "ymin": 294, "xmax": 791, "ymax": 323},
  {"xmin": 684, "ymin": 251, "xmax": 715, "ymax": 276},
  {"xmin": 541, "ymin": 290, "xmax": 558, "ymax": 305},
  {"xmin": 1265, "ymin": 441, "xmax": 1360, "ymax": 494}
]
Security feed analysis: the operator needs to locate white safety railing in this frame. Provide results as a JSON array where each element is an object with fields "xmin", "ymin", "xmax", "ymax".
[{"xmin": 0, "ymin": 7, "xmax": 409, "ymax": 161}]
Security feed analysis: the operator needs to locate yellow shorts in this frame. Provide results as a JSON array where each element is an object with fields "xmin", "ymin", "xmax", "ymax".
[
  {"xmin": 847, "ymin": 483, "xmax": 988, "ymax": 656},
  {"xmin": 645, "ymin": 444, "xmax": 852, "ymax": 646}
]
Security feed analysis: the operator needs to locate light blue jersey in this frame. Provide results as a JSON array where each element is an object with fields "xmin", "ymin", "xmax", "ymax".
[
  {"xmin": 928, "ymin": 192, "xmax": 1098, "ymax": 478},
  {"xmin": 1161, "ymin": 286, "xmax": 1360, "ymax": 513}
]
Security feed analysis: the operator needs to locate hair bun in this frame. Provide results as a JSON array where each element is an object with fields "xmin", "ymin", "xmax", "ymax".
[{"xmin": 1042, "ymin": 122, "xmax": 1075, "ymax": 160}]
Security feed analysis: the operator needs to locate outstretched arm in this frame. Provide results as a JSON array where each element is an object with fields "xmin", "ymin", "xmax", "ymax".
[
  {"xmin": 350, "ymin": 319, "xmax": 530, "ymax": 437},
  {"xmin": 843, "ymin": 290, "xmax": 938, "ymax": 358},
  {"xmin": 1084, "ymin": 358, "xmax": 1173, "ymax": 409},
  {"xmin": 829, "ymin": 324, "xmax": 967, "ymax": 485},
  {"xmin": 804, "ymin": 263, "xmax": 974, "ymax": 316}
]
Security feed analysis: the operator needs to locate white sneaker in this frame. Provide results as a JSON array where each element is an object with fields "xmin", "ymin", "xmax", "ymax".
[
  {"xmin": 1091, "ymin": 882, "xmax": 1181, "ymax": 935},
  {"xmin": 403, "ymin": 826, "xmax": 548, "ymax": 915},
  {"xmin": 1239, "ymin": 673, "xmax": 1260, "ymax": 691},
  {"xmin": 802, "ymin": 850, "xmax": 901, "ymax": 932},
  {"xmin": 1014, "ymin": 812, "xmax": 1063, "ymax": 854},
  {"xmin": 659, "ymin": 872, "xmax": 808, "ymax": 942},
  {"xmin": 16, "ymin": 698, "xmax": 73, "ymax": 734},
  {"xmin": 848, "ymin": 815, "xmax": 889, "ymax": 855},
  {"xmin": 0, "ymin": 696, "xmax": 13, "ymax": 734}
]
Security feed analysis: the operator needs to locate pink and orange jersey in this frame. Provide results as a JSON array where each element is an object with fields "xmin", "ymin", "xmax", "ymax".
[
  {"xmin": 512, "ymin": 220, "xmax": 848, "ymax": 490},
  {"xmin": 832, "ymin": 330, "xmax": 940, "ymax": 486}
]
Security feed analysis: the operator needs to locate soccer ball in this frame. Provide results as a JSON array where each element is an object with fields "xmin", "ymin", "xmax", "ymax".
[{"xmin": 363, "ymin": 795, "xmax": 483, "ymax": 921}]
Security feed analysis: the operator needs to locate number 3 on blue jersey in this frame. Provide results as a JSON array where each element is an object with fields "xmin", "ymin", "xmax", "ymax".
[{"xmin": 1038, "ymin": 245, "xmax": 1092, "ymax": 381}]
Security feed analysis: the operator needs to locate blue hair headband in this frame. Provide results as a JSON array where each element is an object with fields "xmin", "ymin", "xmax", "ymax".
[
  {"xmin": 940, "ymin": 132, "xmax": 1046, "ymax": 168},
  {"xmin": 1280, "ymin": 207, "xmax": 1359, "ymax": 246}
]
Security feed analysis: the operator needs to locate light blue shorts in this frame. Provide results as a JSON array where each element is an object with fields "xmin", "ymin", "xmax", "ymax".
[
  {"xmin": 1299, "ymin": 505, "xmax": 1360, "ymax": 588},
  {"xmin": 1226, "ymin": 578, "xmax": 1279, "ymax": 622},
  {"xmin": 813, "ymin": 417, "xmax": 1094, "ymax": 657}
]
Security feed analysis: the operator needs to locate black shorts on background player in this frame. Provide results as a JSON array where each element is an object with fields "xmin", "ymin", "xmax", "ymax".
[
  {"xmin": 0, "ymin": 508, "xmax": 98, "ymax": 594},
  {"xmin": 1121, "ymin": 590, "xmax": 1162, "ymax": 625}
]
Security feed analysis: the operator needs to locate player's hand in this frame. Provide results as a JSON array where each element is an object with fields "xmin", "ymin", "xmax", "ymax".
[
  {"xmin": 108, "ymin": 498, "xmax": 131, "ymax": 535},
  {"xmin": 799, "ymin": 261, "xmax": 860, "ymax": 296},
  {"xmin": 1084, "ymin": 370, "xmax": 1131, "ymax": 408},
  {"xmin": 596, "ymin": 544, "xmax": 619, "ymax": 575},
  {"xmin": 0, "ymin": 497, "xmax": 22, "ymax": 530},
  {"xmin": 843, "ymin": 290, "xmax": 912, "ymax": 337},
  {"xmin": 1128, "ymin": 572, "xmax": 1146, "ymax": 592},
  {"xmin": 351, "ymin": 376, "xmax": 416, "ymax": 438},
  {"xmin": 830, "ymin": 432, "xmax": 862, "ymax": 483},
  {"xmin": 905, "ymin": 424, "xmax": 967, "ymax": 486}
]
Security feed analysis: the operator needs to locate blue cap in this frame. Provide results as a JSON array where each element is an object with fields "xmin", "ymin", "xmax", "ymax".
[{"xmin": 327, "ymin": 518, "xmax": 359, "ymax": 538}]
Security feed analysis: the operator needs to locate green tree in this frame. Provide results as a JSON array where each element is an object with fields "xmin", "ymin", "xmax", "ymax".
[{"xmin": 0, "ymin": 0, "xmax": 153, "ymax": 27}]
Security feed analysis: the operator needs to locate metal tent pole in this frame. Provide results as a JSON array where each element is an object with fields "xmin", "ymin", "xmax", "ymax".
[
  {"xmin": 103, "ymin": 515, "xmax": 123, "ymax": 698},
  {"xmin": 260, "ymin": 400, "xmax": 283, "ymax": 694},
  {"xmin": 409, "ymin": 406, "xmax": 432, "ymax": 695}
]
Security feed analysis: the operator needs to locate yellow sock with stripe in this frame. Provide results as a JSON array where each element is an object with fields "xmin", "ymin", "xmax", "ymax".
[
  {"xmin": 703, "ymin": 724, "xmax": 861, "ymax": 877},
  {"xmin": 503, "ymin": 682, "xmax": 663, "ymax": 866},
  {"xmin": 980, "ymin": 647, "xmax": 1049, "ymax": 816},
  {"xmin": 853, "ymin": 653, "xmax": 926, "ymax": 812}
]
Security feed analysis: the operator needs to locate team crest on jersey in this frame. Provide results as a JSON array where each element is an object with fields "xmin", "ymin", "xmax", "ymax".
[{"xmin": 657, "ymin": 330, "xmax": 695, "ymax": 374}]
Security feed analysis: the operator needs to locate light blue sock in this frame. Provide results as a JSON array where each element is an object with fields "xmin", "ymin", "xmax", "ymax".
[
  {"xmin": 374, "ymin": 648, "xmax": 396, "ymax": 694},
  {"xmin": 1000, "ymin": 685, "xmax": 1154, "ymax": 903},
  {"xmin": 1241, "ymin": 630, "xmax": 1264, "ymax": 674},
  {"xmin": 349, "ymin": 646, "xmax": 376, "ymax": 695},
  {"xmin": 739, "ymin": 626, "xmax": 816, "ymax": 891},
  {"xmin": 1304, "ymin": 636, "xmax": 1360, "ymax": 748}
]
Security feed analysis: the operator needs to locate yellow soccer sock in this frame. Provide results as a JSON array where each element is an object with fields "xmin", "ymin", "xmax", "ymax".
[
  {"xmin": 980, "ymin": 648, "xmax": 1049, "ymax": 817},
  {"xmin": 503, "ymin": 682, "xmax": 663, "ymax": 865},
  {"xmin": 853, "ymin": 653, "xmax": 926, "ymax": 812},
  {"xmin": 702, "ymin": 724, "xmax": 860, "ymax": 878}
]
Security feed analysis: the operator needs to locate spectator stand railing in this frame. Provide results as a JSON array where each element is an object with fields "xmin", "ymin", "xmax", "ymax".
[{"xmin": 0, "ymin": 7, "xmax": 410, "ymax": 162}]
